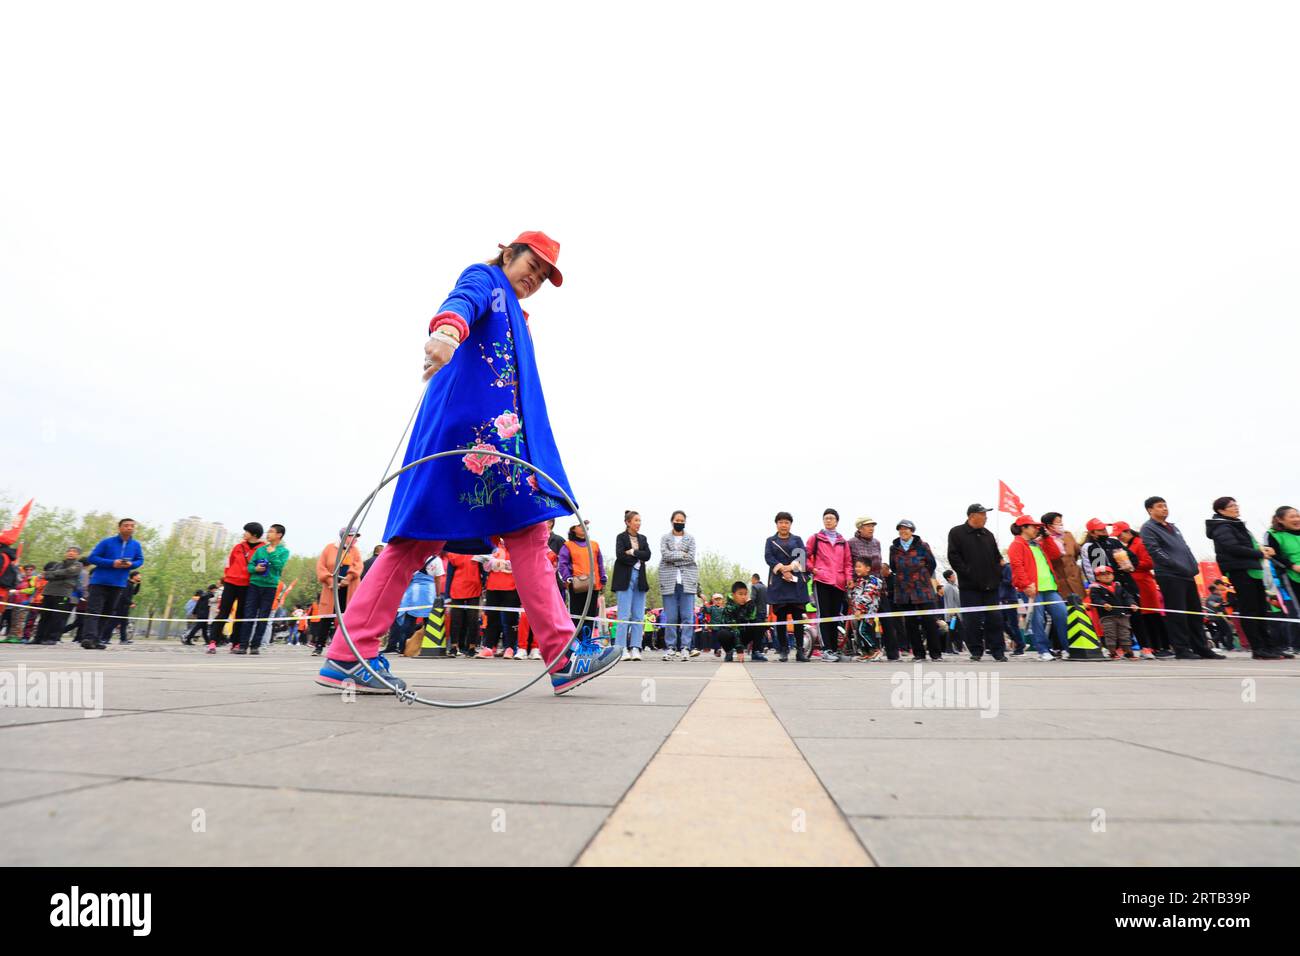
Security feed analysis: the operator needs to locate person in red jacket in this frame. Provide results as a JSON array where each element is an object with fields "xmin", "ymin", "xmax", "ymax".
[
  {"xmin": 1111, "ymin": 520, "xmax": 1165, "ymax": 658},
  {"xmin": 477, "ymin": 538, "xmax": 520, "ymax": 659},
  {"xmin": 805, "ymin": 508, "xmax": 854, "ymax": 662},
  {"xmin": 444, "ymin": 550, "xmax": 484, "ymax": 657},
  {"xmin": 208, "ymin": 522, "xmax": 264, "ymax": 653},
  {"xmin": 1008, "ymin": 515, "xmax": 1073, "ymax": 660}
]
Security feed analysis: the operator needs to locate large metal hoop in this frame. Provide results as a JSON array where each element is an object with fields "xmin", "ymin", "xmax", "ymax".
[{"xmin": 328, "ymin": 449, "xmax": 595, "ymax": 708}]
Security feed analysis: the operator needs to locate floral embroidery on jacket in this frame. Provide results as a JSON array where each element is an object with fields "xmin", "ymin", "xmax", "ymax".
[{"xmin": 458, "ymin": 406, "xmax": 562, "ymax": 512}]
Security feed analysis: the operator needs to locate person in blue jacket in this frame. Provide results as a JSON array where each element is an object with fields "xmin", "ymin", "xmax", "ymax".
[
  {"xmin": 384, "ymin": 556, "xmax": 441, "ymax": 654},
  {"xmin": 315, "ymin": 231, "xmax": 621, "ymax": 696},
  {"xmin": 81, "ymin": 518, "xmax": 144, "ymax": 649}
]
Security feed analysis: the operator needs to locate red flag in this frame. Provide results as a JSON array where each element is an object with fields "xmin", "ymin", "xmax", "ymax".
[
  {"xmin": 0, "ymin": 498, "xmax": 34, "ymax": 546},
  {"xmin": 997, "ymin": 481, "xmax": 1024, "ymax": 516},
  {"xmin": 273, "ymin": 579, "xmax": 297, "ymax": 611}
]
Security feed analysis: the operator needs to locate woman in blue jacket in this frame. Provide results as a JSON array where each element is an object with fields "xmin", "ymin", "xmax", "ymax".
[{"xmin": 316, "ymin": 232, "xmax": 621, "ymax": 696}]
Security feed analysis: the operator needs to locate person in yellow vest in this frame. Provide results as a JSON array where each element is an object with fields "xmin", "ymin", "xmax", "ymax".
[{"xmin": 557, "ymin": 522, "xmax": 605, "ymax": 634}]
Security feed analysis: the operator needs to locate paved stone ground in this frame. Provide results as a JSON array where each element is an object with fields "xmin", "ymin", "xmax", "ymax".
[{"xmin": 1, "ymin": 642, "xmax": 1297, "ymax": 865}]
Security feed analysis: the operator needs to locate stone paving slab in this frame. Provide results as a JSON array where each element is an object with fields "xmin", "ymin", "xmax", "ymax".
[
  {"xmin": 1014, "ymin": 708, "xmax": 1300, "ymax": 782},
  {"xmin": 0, "ymin": 768, "xmax": 118, "ymax": 806},
  {"xmin": 791, "ymin": 737, "xmax": 1300, "ymax": 823},
  {"xmin": 774, "ymin": 707, "xmax": 1087, "ymax": 740},
  {"xmin": 0, "ymin": 708, "xmax": 137, "ymax": 728},
  {"xmin": 579, "ymin": 664, "xmax": 871, "ymax": 866},
  {"xmin": 754, "ymin": 656, "xmax": 1300, "ymax": 865},
  {"xmin": 0, "ymin": 710, "xmax": 371, "ymax": 777},
  {"xmin": 1, "ymin": 779, "xmax": 609, "ymax": 866},
  {"xmin": 847, "ymin": 816, "xmax": 1300, "ymax": 866},
  {"xmin": 2, "ymin": 645, "xmax": 1297, "ymax": 865},
  {"xmin": 143, "ymin": 700, "xmax": 686, "ymax": 806}
]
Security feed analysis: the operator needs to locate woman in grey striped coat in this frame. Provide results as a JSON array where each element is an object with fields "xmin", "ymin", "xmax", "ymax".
[{"xmin": 658, "ymin": 510, "xmax": 698, "ymax": 660}]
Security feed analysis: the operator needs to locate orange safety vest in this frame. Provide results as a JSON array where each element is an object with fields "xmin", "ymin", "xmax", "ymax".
[{"xmin": 565, "ymin": 540, "xmax": 602, "ymax": 583}]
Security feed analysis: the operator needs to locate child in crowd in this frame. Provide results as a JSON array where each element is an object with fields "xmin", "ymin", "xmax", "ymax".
[
  {"xmin": 642, "ymin": 609, "xmax": 659, "ymax": 650},
  {"xmin": 707, "ymin": 593, "xmax": 726, "ymax": 656},
  {"xmin": 849, "ymin": 556, "xmax": 884, "ymax": 662},
  {"xmin": 1088, "ymin": 565, "xmax": 1139, "ymax": 659},
  {"xmin": 714, "ymin": 581, "xmax": 760, "ymax": 662},
  {"xmin": 1203, "ymin": 584, "xmax": 1236, "ymax": 650}
]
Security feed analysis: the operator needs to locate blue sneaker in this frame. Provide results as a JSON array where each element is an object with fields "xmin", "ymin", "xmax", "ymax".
[
  {"xmin": 551, "ymin": 636, "xmax": 621, "ymax": 696},
  {"xmin": 315, "ymin": 654, "xmax": 407, "ymax": 694}
]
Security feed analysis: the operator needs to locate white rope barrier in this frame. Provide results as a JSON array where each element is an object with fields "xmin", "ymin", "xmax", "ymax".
[{"xmin": 3, "ymin": 597, "xmax": 1297, "ymax": 629}]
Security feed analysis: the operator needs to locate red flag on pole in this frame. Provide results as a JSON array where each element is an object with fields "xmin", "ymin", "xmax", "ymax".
[
  {"xmin": 997, "ymin": 481, "xmax": 1024, "ymax": 516},
  {"xmin": 0, "ymin": 499, "xmax": 34, "ymax": 546},
  {"xmin": 273, "ymin": 579, "xmax": 297, "ymax": 611}
]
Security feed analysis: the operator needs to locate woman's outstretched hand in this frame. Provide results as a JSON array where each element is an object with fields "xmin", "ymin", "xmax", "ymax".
[{"xmin": 423, "ymin": 337, "xmax": 455, "ymax": 380}]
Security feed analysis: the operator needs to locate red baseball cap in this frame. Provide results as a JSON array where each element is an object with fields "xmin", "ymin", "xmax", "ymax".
[
  {"xmin": 499, "ymin": 230, "xmax": 563, "ymax": 287},
  {"xmin": 1111, "ymin": 520, "xmax": 1132, "ymax": 536},
  {"xmin": 1086, "ymin": 518, "xmax": 1108, "ymax": 532},
  {"xmin": 1095, "ymin": 565, "xmax": 1114, "ymax": 574},
  {"xmin": 1013, "ymin": 514, "xmax": 1040, "ymax": 527}
]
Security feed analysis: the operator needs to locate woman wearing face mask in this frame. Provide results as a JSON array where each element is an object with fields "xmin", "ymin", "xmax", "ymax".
[
  {"xmin": 611, "ymin": 511, "xmax": 652, "ymax": 661},
  {"xmin": 1039, "ymin": 513, "xmax": 1085, "ymax": 600},
  {"xmin": 1205, "ymin": 497, "xmax": 1291, "ymax": 660},
  {"xmin": 888, "ymin": 520, "xmax": 943, "ymax": 661},
  {"xmin": 805, "ymin": 508, "xmax": 853, "ymax": 663},
  {"xmin": 658, "ymin": 510, "xmax": 698, "ymax": 660},
  {"xmin": 315, "ymin": 232, "xmax": 622, "ymax": 697}
]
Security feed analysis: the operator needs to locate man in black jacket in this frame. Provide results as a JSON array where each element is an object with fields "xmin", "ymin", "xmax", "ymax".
[
  {"xmin": 1140, "ymin": 496, "xmax": 1222, "ymax": 659},
  {"xmin": 947, "ymin": 503, "xmax": 1006, "ymax": 661},
  {"xmin": 1205, "ymin": 498, "xmax": 1291, "ymax": 659}
]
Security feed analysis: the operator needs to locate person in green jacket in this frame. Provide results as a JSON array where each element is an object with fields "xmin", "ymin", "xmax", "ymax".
[
  {"xmin": 1267, "ymin": 506, "xmax": 1300, "ymax": 652},
  {"xmin": 714, "ymin": 581, "xmax": 762, "ymax": 662},
  {"xmin": 236, "ymin": 523, "xmax": 291, "ymax": 654}
]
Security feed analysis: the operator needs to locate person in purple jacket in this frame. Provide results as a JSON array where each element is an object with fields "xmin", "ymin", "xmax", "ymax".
[{"xmin": 557, "ymin": 521, "xmax": 606, "ymax": 633}]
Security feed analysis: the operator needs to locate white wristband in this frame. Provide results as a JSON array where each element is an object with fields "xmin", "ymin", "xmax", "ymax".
[{"xmin": 429, "ymin": 330, "xmax": 460, "ymax": 350}]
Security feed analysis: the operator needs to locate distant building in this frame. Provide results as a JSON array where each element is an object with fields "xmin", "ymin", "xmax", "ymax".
[{"xmin": 171, "ymin": 516, "xmax": 231, "ymax": 552}]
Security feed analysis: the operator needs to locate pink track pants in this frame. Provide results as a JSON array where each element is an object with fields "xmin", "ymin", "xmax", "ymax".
[{"xmin": 326, "ymin": 521, "xmax": 573, "ymax": 670}]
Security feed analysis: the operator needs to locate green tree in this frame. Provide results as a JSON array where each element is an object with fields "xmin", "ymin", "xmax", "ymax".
[
  {"xmin": 131, "ymin": 534, "xmax": 227, "ymax": 635},
  {"xmin": 280, "ymin": 553, "xmax": 323, "ymax": 609}
]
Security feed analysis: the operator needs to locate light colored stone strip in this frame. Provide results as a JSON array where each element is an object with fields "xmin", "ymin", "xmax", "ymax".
[{"xmin": 576, "ymin": 662, "xmax": 873, "ymax": 866}]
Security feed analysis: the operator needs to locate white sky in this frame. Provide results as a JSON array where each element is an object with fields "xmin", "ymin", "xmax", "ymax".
[{"xmin": 3, "ymin": 1, "xmax": 1297, "ymax": 571}]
